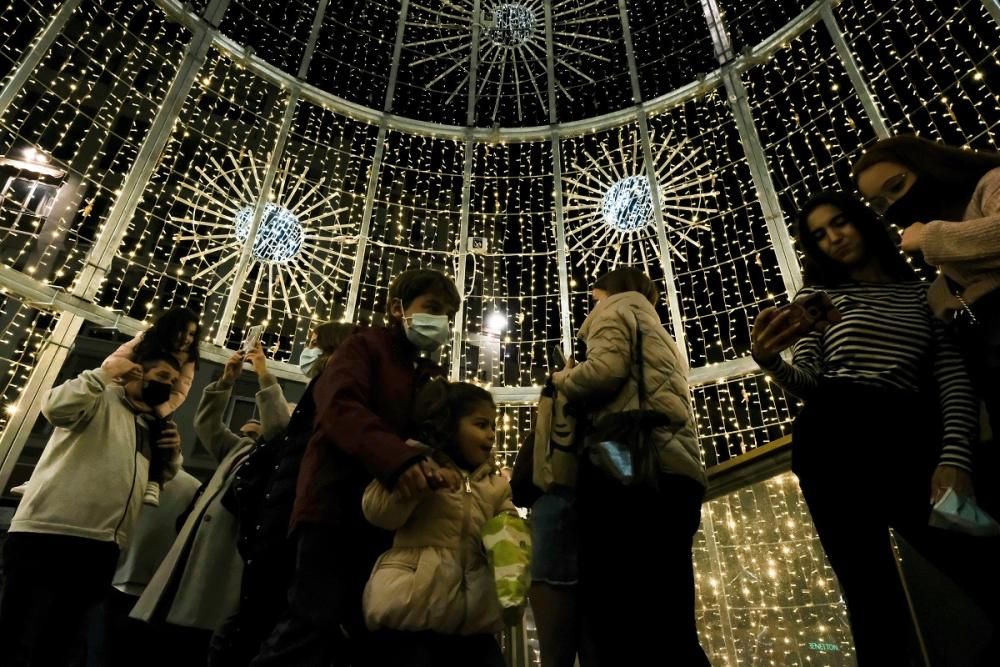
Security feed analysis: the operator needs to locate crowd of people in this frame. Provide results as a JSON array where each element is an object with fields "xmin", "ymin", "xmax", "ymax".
[{"xmin": 0, "ymin": 134, "xmax": 997, "ymax": 667}]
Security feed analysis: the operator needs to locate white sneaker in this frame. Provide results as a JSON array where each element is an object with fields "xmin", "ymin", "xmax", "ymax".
[
  {"xmin": 143, "ymin": 481, "xmax": 161, "ymax": 507},
  {"xmin": 10, "ymin": 482, "xmax": 28, "ymax": 496}
]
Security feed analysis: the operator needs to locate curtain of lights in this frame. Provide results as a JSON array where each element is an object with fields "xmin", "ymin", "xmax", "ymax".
[{"xmin": 1, "ymin": 0, "xmax": 998, "ymax": 664}]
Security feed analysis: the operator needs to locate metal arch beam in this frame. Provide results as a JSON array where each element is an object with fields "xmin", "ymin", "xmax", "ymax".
[
  {"xmin": 450, "ymin": 135, "xmax": 476, "ymax": 381},
  {"xmin": 544, "ymin": 1, "xmax": 573, "ymax": 358},
  {"xmin": 820, "ymin": 3, "xmax": 891, "ymax": 139},
  {"xmin": 385, "ymin": 0, "xmax": 411, "ymax": 113},
  {"xmin": 151, "ymin": 0, "xmax": 834, "ymax": 143},
  {"xmin": 701, "ymin": 0, "xmax": 803, "ymax": 298},
  {"xmin": 449, "ymin": 0, "xmax": 482, "ymax": 380},
  {"xmin": 0, "ymin": 0, "xmax": 233, "ymax": 492},
  {"xmin": 213, "ymin": 0, "xmax": 330, "ymax": 345},
  {"xmin": 0, "ymin": 0, "xmax": 83, "ymax": 120},
  {"xmin": 618, "ymin": 0, "xmax": 689, "ymax": 364},
  {"xmin": 345, "ymin": 0, "xmax": 412, "ymax": 321},
  {"xmin": 983, "ymin": 0, "xmax": 1000, "ymax": 27}
]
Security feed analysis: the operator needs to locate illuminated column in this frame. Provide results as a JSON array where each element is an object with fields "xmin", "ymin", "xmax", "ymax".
[
  {"xmin": 345, "ymin": 0, "xmax": 411, "ymax": 321},
  {"xmin": 617, "ymin": 0, "xmax": 689, "ymax": 363},
  {"xmin": 214, "ymin": 0, "xmax": 330, "ymax": 344},
  {"xmin": 983, "ymin": 0, "xmax": 1000, "ymax": 26},
  {"xmin": 449, "ymin": 0, "xmax": 482, "ymax": 380},
  {"xmin": 701, "ymin": 0, "xmax": 803, "ymax": 298},
  {"xmin": 0, "ymin": 0, "xmax": 83, "ymax": 119},
  {"xmin": 820, "ymin": 3, "xmax": 891, "ymax": 139},
  {"xmin": 543, "ymin": 1, "xmax": 573, "ymax": 357}
]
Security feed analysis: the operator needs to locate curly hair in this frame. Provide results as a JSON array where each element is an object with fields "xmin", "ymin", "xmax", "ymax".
[
  {"xmin": 134, "ymin": 307, "xmax": 201, "ymax": 368},
  {"xmin": 412, "ymin": 379, "xmax": 495, "ymax": 453}
]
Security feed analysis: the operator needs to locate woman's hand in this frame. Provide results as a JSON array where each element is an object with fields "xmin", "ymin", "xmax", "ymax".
[
  {"xmin": 751, "ymin": 307, "xmax": 806, "ymax": 365},
  {"xmin": 244, "ymin": 341, "xmax": 268, "ymax": 375},
  {"xmin": 220, "ymin": 352, "xmax": 243, "ymax": 387},
  {"xmin": 930, "ymin": 464, "xmax": 975, "ymax": 504}
]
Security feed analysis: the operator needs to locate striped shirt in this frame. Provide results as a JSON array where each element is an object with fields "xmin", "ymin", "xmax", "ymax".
[{"xmin": 759, "ymin": 281, "xmax": 978, "ymax": 471}]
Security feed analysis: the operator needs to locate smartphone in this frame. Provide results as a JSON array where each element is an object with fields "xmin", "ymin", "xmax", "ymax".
[
  {"xmin": 240, "ymin": 325, "xmax": 264, "ymax": 355},
  {"xmin": 548, "ymin": 344, "xmax": 567, "ymax": 371},
  {"xmin": 779, "ymin": 292, "xmax": 842, "ymax": 333}
]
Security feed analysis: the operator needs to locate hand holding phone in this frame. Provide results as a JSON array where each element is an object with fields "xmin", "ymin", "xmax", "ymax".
[
  {"xmin": 548, "ymin": 345, "xmax": 567, "ymax": 371},
  {"xmin": 752, "ymin": 292, "xmax": 841, "ymax": 365},
  {"xmin": 779, "ymin": 292, "xmax": 842, "ymax": 335},
  {"xmin": 239, "ymin": 325, "xmax": 264, "ymax": 356}
]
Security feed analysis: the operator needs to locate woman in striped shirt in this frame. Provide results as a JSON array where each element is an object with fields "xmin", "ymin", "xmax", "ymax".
[{"xmin": 751, "ymin": 191, "xmax": 997, "ymax": 666}]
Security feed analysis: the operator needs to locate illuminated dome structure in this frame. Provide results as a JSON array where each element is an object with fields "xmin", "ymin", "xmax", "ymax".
[{"xmin": 0, "ymin": 0, "xmax": 998, "ymax": 663}]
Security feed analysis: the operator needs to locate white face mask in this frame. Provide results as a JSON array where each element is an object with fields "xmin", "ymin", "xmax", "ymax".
[
  {"xmin": 298, "ymin": 347, "xmax": 323, "ymax": 377},
  {"xmin": 403, "ymin": 312, "xmax": 452, "ymax": 351}
]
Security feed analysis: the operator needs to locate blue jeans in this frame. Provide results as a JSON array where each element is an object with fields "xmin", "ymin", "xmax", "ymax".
[{"xmin": 530, "ymin": 487, "xmax": 579, "ymax": 586}]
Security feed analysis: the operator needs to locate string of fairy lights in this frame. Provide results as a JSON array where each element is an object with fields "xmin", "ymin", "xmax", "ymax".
[{"xmin": 0, "ymin": 0, "xmax": 998, "ymax": 665}]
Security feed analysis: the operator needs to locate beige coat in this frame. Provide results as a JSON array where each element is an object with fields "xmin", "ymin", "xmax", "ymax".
[
  {"xmin": 552, "ymin": 291, "xmax": 707, "ymax": 488},
  {"xmin": 362, "ymin": 458, "xmax": 516, "ymax": 636},
  {"xmin": 131, "ymin": 379, "xmax": 289, "ymax": 629}
]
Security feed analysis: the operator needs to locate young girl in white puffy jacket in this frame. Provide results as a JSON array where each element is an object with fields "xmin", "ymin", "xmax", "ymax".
[{"xmin": 362, "ymin": 380, "xmax": 515, "ymax": 667}]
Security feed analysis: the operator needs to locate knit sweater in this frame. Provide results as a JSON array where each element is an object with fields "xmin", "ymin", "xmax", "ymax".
[{"xmin": 922, "ymin": 167, "xmax": 1000, "ymax": 319}]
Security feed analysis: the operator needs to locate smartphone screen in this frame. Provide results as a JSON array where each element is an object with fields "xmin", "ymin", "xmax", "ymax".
[{"xmin": 241, "ymin": 325, "xmax": 264, "ymax": 354}]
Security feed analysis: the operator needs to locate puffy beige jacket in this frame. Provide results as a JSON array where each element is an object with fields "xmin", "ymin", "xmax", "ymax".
[
  {"xmin": 362, "ymin": 458, "xmax": 516, "ymax": 635},
  {"xmin": 552, "ymin": 291, "xmax": 707, "ymax": 488}
]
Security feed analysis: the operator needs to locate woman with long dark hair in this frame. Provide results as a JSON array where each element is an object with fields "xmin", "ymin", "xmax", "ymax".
[
  {"xmin": 853, "ymin": 136, "xmax": 1000, "ymax": 432},
  {"xmin": 752, "ymin": 191, "xmax": 997, "ymax": 665}
]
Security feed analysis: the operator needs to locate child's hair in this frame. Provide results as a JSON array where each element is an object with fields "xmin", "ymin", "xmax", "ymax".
[
  {"xmin": 412, "ymin": 379, "xmax": 495, "ymax": 452},
  {"xmin": 593, "ymin": 267, "xmax": 659, "ymax": 306},
  {"xmin": 385, "ymin": 269, "xmax": 461, "ymax": 320},
  {"xmin": 134, "ymin": 308, "xmax": 202, "ymax": 368}
]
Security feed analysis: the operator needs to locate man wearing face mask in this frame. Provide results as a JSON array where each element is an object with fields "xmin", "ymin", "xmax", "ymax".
[
  {"xmin": 130, "ymin": 342, "xmax": 291, "ymax": 664},
  {"xmin": 254, "ymin": 269, "xmax": 460, "ymax": 667},
  {"xmin": 0, "ymin": 354, "xmax": 183, "ymax": 666}
]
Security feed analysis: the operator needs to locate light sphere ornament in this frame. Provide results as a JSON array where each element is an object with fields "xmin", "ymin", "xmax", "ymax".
[
  {"xmin": 234, "ymin": 202, "xmax": 304, "ymax": 264},
  {"xmin": 601, "ymin": 175, "xmax": 654, "ymax": 233},
  {"xmin": 485, "ymin": 311, "xmax": 508, "ymax": 334},
  {"xmin": 484, "ymin": 2, "xmax": 538, "ymax": 47}
]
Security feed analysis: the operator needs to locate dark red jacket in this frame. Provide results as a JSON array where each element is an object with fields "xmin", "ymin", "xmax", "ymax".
[{"xmin": 291, "ymin": 325, "xmax": 444, "ymax": 528}]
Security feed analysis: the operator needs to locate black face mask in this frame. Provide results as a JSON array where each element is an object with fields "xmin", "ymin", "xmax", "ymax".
[
  {"xmin": 141, "ymin": 380, "xmax": 172, "ymax": 407},
  {"xmin": 884, "ymin": 188, "xmax": 932, "ymax": 228}
]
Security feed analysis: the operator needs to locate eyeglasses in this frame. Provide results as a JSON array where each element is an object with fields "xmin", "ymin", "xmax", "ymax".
[{"xmin": 866, "ymin": 172, "xmax": 910, "ymax": 215}]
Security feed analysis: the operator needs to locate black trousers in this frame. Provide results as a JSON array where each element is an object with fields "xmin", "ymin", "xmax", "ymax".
[
  {"xmin": 794, "ymin": 382, "xmax": 1000, "ymax": 667},
  {"xmin": 250, "ymin": 482, "xmax": 391, "ymax": 667},
  {"xmin": 0, "ymin": 532, "xmax": 119, "ymax": 667},
  {"xmin": 372, "ymin": 630, "xmax": 504, "ymax": 667},
  {"xmin": 576, "ymin": 468, "xmax": 710, "ymax": 667}
]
